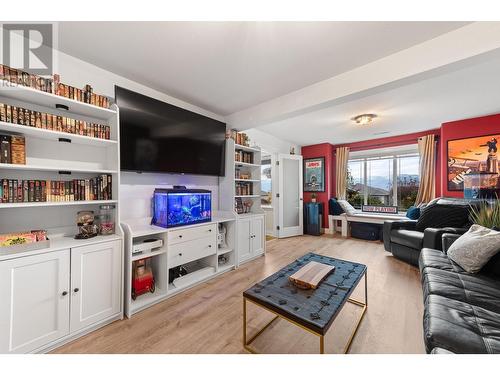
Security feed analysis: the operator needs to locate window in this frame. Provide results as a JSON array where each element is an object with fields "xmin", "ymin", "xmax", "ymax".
[
  {"xmin": 347, "ymin": 151, "xmax": 420, "ymax": 211},
  {"xmin": 261, "ymin": 154, "xmax": 272, "ymax": 205}
]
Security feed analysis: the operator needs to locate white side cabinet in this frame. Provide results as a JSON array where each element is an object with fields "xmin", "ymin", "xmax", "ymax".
[
  {"xmin": 0, "ymin": 250, "xmax": 71, "ymax": 354},
  {"xmin": 70, "ymin": 240, "xmax": 121, "ymax": 332},
  {"xmin": 237, "ymin": 214, "xmax": 265, "ymax": 264},
  {"xmin": 0, "ymin": 239, "xmax": 122, "ymax": 353}
]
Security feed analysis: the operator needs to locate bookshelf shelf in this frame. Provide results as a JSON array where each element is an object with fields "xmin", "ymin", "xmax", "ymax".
[
  {"xmin": 0, "ymin": 163, "xmax": 117, "ymax": 174},
  {"xmin": 235, "ymin": 143, "xmax": 260, "ymax": 152},
  {"xmin": 235, "ymin": 161, "xmax": 260, "ymax": 167},
  {"xmin": 234, "ymin": 195, "xmax": 260, "ymax": 198},
  {"xmin": 234, "ymin": 178, "xmax": 261, "ymax": 182},
  {"xmin": 0, "ymin": 199, "xmax": 118, "ymax": 209},
  {"xmin": 0, "ymin": 82, "xmax": 116, "ymax": 120},
  {"xmin": 0, "ymin": 121, "xmax": 117, "ymax": 147}
]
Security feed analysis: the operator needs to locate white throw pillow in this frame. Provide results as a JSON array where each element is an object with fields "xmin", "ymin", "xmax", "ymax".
[
  {"xmin": 337, "ymin": 200, "xmax": 357, "ymax": 216},
  {"xmin": 447, "ymin": 225, "xmax": 500, "ymax": 273}
]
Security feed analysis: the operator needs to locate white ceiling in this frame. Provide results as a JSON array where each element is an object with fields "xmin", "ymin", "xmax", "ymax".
[
  {"xmin": 57, "ymin": 21, "xmax": 468, "ymax": 115},
  {"xmin": 256, "ymin": 53, "xmax": 500, "ymax": 146}
]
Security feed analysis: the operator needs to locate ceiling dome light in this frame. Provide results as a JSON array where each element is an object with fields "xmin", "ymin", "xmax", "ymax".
[{"xmin": 352, "ymin": 113, "xmax": 377, "ymax": 125}]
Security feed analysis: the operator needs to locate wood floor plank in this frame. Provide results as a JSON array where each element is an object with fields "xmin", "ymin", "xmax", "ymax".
[{"xmin": 52, "ymin": 234, "xmax": 425, "ymax": 354}]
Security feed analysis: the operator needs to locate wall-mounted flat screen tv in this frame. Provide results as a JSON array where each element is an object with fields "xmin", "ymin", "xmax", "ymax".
[{"xmin": 116, "ymin": 86, "xmax": 226, "ymax": 176}]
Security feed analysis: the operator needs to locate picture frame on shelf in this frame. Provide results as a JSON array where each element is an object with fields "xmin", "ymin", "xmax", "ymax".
[{"xmin": 304, "ymin": 157, "xmax": 325, "ymax": 192}]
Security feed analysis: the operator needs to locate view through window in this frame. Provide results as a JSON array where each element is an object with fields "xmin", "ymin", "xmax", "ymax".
[{"xmin": 347, "ymin": 153, "xmax": 420, "ymax": 211}]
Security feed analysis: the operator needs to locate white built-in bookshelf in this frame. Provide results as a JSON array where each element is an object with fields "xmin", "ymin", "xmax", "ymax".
[
  {"xmin": 0, "ymin": 81, "xmax": 121, "ymax": 222},
  {"xmin": 0, "ymin": 81, "xmax": 124, "ymax": 353},
  {"xmin": 219, "ymin": 137, "xmax": 264, "ymax": 216},
  {"xmin": 219, "ymin": 135, "xmax": 266, "ymax": 265}
]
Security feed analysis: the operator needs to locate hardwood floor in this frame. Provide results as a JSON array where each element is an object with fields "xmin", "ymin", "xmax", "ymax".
[{"xmin": 52, "ymin": 234, "xmax": 425, "ymax": 354}]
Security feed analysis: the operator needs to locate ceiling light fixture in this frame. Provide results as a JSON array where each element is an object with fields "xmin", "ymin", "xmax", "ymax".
[{"xmin": 352, "ymin": 113, "xmax": 377, "ymax": 125}]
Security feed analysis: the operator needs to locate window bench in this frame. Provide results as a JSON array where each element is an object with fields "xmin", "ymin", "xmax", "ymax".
[{"xmin": 329, "ymin": 212, "xmax": 409, "ymax": 237}]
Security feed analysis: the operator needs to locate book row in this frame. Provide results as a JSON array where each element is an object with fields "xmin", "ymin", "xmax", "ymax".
[
  {"xmin": 0, "ymin": 134, "xmax": 25, "ymax": 164},
  {"xmin": 0, "ymin": 64, "xmax": 111, "ymax": 109},
  {"xmin": 1, "ymin": 175, "xmax": 113, "ymax": 203},
  {"xmin": 0, "ymin": 102, "xmax": 111, "ymax": 140},
  {"xmin": 235, "ymin": 150, "xmax": 254, "ymax": 164},
  {"xmin": 227, "ymin": 129, "xmax": 250, "ymax": 146},
  {"xmin": 235, "ymin": 182, "xmax": 254, "ymax": 196}
]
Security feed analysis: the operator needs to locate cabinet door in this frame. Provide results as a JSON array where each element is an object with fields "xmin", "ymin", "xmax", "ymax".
[
  {"xmin": 237, "ymin": 219, "xmax": 252, "ymax": 263},
  {"xmin": 70, "ymin": 240, "xmax": 121, "ymax": 333},
  {"xmin": 251, "ymin": 215, "xmax": 265, "ymax": 256},
  {"xmin": 0, "ymin": 250, "xmax": 70, "ymax": 353}
]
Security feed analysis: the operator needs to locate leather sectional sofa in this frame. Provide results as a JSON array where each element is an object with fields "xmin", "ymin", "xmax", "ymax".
[{"xmin": 419, "ymin": 233, "xmax": 500, "ymax": 354}]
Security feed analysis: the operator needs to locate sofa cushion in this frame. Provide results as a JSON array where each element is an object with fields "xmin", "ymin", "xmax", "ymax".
[
  {"xmin": 421, "ymin": 267, "xmax": 500, "ymax": 314},
  {"xmin": 447, "ymin": 225, "xmax": 500, "ymax": 273},
  {"xmin": 416, "ymin": 199, "xmax": 472, "ymax": 232},
  {"xmin": 391, "ymin": 229, "xmax": 424, "ymax": 250},
  {"xmin": 423, "ymin": 294, "xmax": 500, "ymax": 353},
  {"xmin": 419, "ymin": 248, "xmax": 467, "ymax": 275}
]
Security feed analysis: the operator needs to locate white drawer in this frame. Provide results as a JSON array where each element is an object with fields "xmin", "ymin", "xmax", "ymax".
[
  {"xmin": 168, "ymin": 223, "xmax": 217, "ymax": 245},
  {"xmin": 168, "ymin": 236, "xmax": 216, "ymax": 268}
]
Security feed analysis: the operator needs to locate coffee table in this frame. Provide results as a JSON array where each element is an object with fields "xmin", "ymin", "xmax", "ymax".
[{"xmin": 243, "ymin": 252, "xmax": 367, "ymax": 354}]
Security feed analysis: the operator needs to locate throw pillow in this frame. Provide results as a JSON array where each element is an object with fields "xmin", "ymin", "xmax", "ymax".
[
  {"xmin": 447, "ymin": 225, "xmax": 500, "ymax": 273},
  {"xmin": 329, "ymin": 198, "xmax": 344, "ymax": 215},
  {"xmin": 415, "ymin": 199, "xmax": 471, "ymax": 232},
  {"xmin": 337, "ymin": 200, "xmax": 357, "ymax": 216},
  {"xmin": 406, "ymin": 206, "xmax": 420, "ymax": 220}
]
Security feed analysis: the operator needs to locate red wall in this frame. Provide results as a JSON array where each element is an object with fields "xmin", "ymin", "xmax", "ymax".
[
  {"xmin": 301, "ymin": 143, "xmax": 334, "ymax": 228},
  {"xmin": 440, "ymin": 113, "xmax": 500, "ymax": 197}
]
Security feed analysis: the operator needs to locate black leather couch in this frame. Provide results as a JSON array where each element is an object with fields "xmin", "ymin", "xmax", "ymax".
[
  {"xmin": 420, "ymin": 234, "xmax": 500, "ymax": 354},
  {"xmin": 384, "ymin": 198, "xmax": 476, "ymax": 266}
]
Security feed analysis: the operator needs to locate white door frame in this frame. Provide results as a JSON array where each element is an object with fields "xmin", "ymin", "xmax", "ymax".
[{"xmin": 278, "ymin": 153, "xmax": 303, "ymax": 238}]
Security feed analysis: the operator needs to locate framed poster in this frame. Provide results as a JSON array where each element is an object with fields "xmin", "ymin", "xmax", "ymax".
[
  {"xmin": 447, "ymin": 134, "xmax": 499, "ymax": 191},
  {"xmin": 304, "ymin": 157, "xmax": 325, "ymax": 192}
]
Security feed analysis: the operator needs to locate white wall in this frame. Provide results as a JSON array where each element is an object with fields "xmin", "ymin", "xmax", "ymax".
[{"xmin": 244, "ymin": 128, "xmax": 301, "ymax": 155}]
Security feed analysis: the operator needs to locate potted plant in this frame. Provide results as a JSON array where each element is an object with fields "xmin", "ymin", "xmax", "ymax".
[
  {"xmin": 470, "ymin": 200, "xmax": 500, "ymax": 229},
  {"xmin": 311, "ymin": 193, "xmax": 317, "ymax": 203}
]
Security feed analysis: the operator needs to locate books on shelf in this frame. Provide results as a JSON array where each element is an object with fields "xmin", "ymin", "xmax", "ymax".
[
  {"xmin": 235, "ymin": 182, "xmax": 253, "ymax": 196},
  {"xmin": 0, "ymin": 102, "xmax": 110, "ymax": 139},
  {"xmin": 227, "ymin": 129, "xmax": 250, "ymax": 146},
  {"xmin": 235, "ymin": 150, "xmax": 253, "ymax": 164},
  {"xmin": 0, "ymin": 64, "xmax": 111, "ymax": 109},
  {"xmin": 1, "ymin": 175, "xmax": 112, "ymax": 203},
  {"xmin": 0, "ymin": 134, "xmax": 25, "ymax": 165}
]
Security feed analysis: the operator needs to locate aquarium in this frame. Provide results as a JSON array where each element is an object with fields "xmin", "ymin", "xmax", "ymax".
[
  {"xmin": 463, "ymin": 173, "xmax": 500, "ymax": 200},
  {"xmin": 152, "ymin": 189, "xmax": 212, "ymax": 228}
]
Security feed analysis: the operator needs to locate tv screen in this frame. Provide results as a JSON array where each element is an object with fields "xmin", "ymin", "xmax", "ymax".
[{"xmin": 116, "ymin": 86, "xmax": 226, "ymax": 176}]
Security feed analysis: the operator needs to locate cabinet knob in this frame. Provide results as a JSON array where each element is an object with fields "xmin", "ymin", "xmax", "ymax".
[
  {"xmin": 178, "ymin": 253, "xmax": 182, "ymax": 256},
  {"xmin": 208, "ymin": 229, "xmax": 212, "ymax": 232},
  {"xmin": 62, "ymin": 291, "xmax": 68, "ymax": 296},
  {"xmin": 179, "ymin": 235, "xmax": 183, "ymax": 238},
  {"xmin": 74, "ymin": 288, "xmax": 79, "ymax": 293},
  {"xmin": 208, "ymin": 245, "xmax": 212, "ymax": 248}
]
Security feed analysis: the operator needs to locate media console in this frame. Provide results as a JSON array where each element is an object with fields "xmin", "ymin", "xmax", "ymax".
[{"xmin": 121, "ymin": 212, "xmax": 259, "ymax": 317}]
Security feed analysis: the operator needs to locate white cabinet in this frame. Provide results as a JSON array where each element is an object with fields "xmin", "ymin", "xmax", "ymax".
[
  {"xmin": 251, "ymin": 215, "xmax": 265, "ymax": 256},
  {"xmin": 0, "ymin": 250, "xmax": 71, "ymax": 354},
  {"xmin": 0, "ymin": 238, "xmax": 122, "ymax": 353},
  {"xmin": 237, "ymin": 214, "xmax": 265, "ymax": 264},
  {"xmin": 237, "ymin": 218, "xmax": 253, "ymax": 263},
  {"xmin": 70, "ymin": 240, "xmax": 121, "ymax": 332}
]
